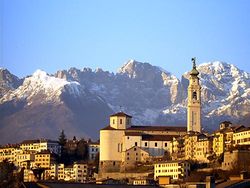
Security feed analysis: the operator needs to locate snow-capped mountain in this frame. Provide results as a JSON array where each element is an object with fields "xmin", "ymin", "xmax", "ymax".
[
  {"xmin": 0, "ymin": 70, "xmax": 112, "ymax": 144},
  {"xmin": 0, "ymin": 60, "xmax": 249, "ymax": 144}
]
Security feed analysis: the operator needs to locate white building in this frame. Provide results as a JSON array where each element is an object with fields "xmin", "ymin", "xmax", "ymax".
[
  {"xmin": 154, "ymin": 160, "xmax": 190, "ymax": 180},
  {"xmin": 50, "ymin": 162, "xmax": 88, "ymax": 182},
  {"xmin": 88, "ymin": 141, "xmax": 99, "ymax": 161},
  {"xmin": 99, "ymin": 112, "xmax": 186, "ymax": 173}
]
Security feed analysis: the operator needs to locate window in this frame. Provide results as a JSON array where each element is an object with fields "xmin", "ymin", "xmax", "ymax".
[
  {"xmin": 113, "ymin": 119, "xmax": 115, "ymax": 124},
  {"xmin": 134, "ymin": 148, "xmax": 137, "ymax": 151},
  {"xmin": 113, "ymin": 161, "xmax": 116, "ymax": 166},
  {"xmin": 120, "ymin": 119, "xmax": 122, "ymax": 124},
  {"xmin": 155, "ymin": 142, "xmax": 158, "ymax": 147},
  {"xmin": 127, "ymin": 137, "xmax": 129, "ymax": 140},
  {"xmin": 165, "ymin": 143, "xmax": 167, "ymax": 147},
  {"xmin": 127, "ymin": 157, "xmax": 129, "ymax": 160},
  {"xmin": 135, "ymin": 142, "xmax": 137, "ymax": 146},
  {"xmin": 192, "ymin": 91, "xmax": 197, "ymax": 100}
]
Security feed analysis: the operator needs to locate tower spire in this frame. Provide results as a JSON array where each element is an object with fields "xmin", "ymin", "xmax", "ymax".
[
  {"xmin": 191, "ymin": 57, "xmax": 196, "ymax": 69},
  {"xmin": 190, "ymin": 57, "xmax": 199, "ymax": 76}
]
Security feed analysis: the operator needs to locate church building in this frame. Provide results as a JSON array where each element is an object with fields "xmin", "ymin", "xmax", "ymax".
[{"xmin": 99, "ymin": 59, "xmax": 202, "ymax": 174}]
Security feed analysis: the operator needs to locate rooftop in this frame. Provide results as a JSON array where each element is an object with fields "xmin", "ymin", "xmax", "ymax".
[
  {"xmin": 127, "ymin": 125, "xmax": 186, "ymax": 132},
  {"xmin": 110, "ymin": 112, "xmax": 132, "ymax": 118}
]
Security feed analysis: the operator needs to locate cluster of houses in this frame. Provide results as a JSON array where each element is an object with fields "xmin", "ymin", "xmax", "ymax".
[{"xmin": 0, "ymin": 139, "xmax": 99, "ymax": 182}]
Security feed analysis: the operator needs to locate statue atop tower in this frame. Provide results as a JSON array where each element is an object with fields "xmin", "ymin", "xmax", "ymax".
[{"xmin": 187, "ymin": 57, "xmax": 201, "ymax": 132}]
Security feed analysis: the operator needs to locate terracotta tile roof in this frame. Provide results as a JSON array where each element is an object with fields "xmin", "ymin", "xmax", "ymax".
[
  {"xmin": 142, "ymin": 134, "xmax": 174, "ymax": 141},
  {"xmin": 214, "ymin": 125, "xmax": 245, "ymax": 134},
  {"xmin": 124, "ymin": 132, "xmax": 142, "ymax": 136},
  {"xmin": 110, "ymin": 112, "xmax": 132, "ymax": 118},
  {"xmin": 21, "ymin": 139, "xmax": 40, "ymax": 144},
  {"xmin": 100, "ymin": 125, "xmax": 126, "ymax": 130},
  {"xmin": 20, "ymin": 139, "xmax": 58, "ymax": 144},
  {"xmin": 234, "ymin": 126, "xmax": 250, "ymax": 133},
  {"xmin": 154, "ymin": 160, "xmax": 188, "ymax": 164},
  {"xmin": 127, "ymin": 125, "xmax": 186, "ymax": 132}
]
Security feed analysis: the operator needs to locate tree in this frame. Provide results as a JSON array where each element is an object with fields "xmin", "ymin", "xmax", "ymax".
[
  {"xmin": 58, "ymin": 130, "xmax": 68, "ymax": 164},
  {"xmin": 58, "ymin": 130, "xmax": 67, "ymax": 146},
  {"xmin": 0, "ymin": 159, "xmax": 22, "ymax": 188},
  {"xmin": 76, "ymin": 138, "xmax": 88, "ymax": 160}
]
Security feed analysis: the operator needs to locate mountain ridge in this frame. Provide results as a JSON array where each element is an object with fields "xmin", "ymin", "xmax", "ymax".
[{"xmin": 0, "ymin": 60, "xmax": 249, "ymax": 144}]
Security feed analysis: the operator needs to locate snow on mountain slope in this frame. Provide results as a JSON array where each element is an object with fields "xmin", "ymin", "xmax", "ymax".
[
  {"xmin": 162, "ymin": 61, "xmax": 250, "ymax": 125},
  {"xmin": 0, "ymin": 70, "xmax": 82, "ymax": 104}
]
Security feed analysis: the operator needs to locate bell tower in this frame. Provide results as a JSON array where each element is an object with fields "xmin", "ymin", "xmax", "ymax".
[{"xmin": 187, "ymin": 57, "xmax": 201, "ymax": 132}]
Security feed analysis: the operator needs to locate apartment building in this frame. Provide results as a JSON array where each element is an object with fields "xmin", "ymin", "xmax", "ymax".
[{"xmin": 154, "ymin": 160, "xmax": 190, "ymax": 180}]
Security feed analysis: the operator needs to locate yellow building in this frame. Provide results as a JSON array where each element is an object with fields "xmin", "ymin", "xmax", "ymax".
[
  {"xmin": 171, "ymin": 132, "xmax": 213, "ymax": 163},
  {"xmin": 0, "ymin": 144, "xmax": 20, "ymax": 164},
  {"xmin": 233, "ymin": 127, "xmax": 250, "ymax": 146},
  {"xmin": 154, "ymin": 160, "xmax": 190, "ymax": 180},
  {"xmin": 34, "ymin": 150, "xmax": 55, "ymax": 169},
  {"xmin": 213, "ymin": 122, "xmax": 244, "ymax": 156},
  {"xmin": 187, "ymin": 58, "xmax": 201, "ymax": 133},
  {"xmin": 16, "ymin": 151, "xmax": 35, "ymax": 168},
  {"xmin": 20, "ymin": 139, "xmax": 61, "ymax": 155},
  {"xmin": 23, "ymin": 169, "xmax": 36, "ymax": 182},
  {"xmin": 184, "ymin": 132, "xmax": 213, "ymax": 162}
]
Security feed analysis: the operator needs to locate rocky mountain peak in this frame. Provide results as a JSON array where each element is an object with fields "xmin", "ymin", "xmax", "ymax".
[
  {"xmin": 0, "ymin": 68, "xmax": 22, "ymax": 98},
  {"xmin": 118, "ymin": 59, "xmax": 165, "ymax": 79}
]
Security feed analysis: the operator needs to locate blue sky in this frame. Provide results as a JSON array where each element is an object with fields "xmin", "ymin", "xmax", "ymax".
[{"xmin": 1, "ymin": 1, "xmax": 250, "ymax": 78}]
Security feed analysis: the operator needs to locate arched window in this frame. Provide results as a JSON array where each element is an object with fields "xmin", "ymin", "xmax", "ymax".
[{"xmin": 192, "ymin": 91, "xmax": 197, "ymax": 100}]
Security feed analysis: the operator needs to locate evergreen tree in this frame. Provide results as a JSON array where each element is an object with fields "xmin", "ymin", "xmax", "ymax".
[
  {"xmin": 58, "ymin": 130, "xmax": 67, "ymax": 146},
  {"xmin": 58, "ymin": 130, "xmax": 68, "ymax": 164}
]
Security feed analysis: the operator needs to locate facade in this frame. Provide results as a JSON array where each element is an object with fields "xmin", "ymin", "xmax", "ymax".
[
  {"xmin": 222, "ymin": 149, "xmax": 250, "ymax": 171},
  {"xmin": 0, "ymin": 145, "xmax": 20, "ymax": 163},
  {"xmin": 16, "ymin": 151, "xmax": 35, "ymax": 168},
  {"xmin": 34, "ymin": 150, "xmax": 55, "ymax": 169},
  {"xmin": 20, "ymin": 139, "xmax": 61, "ymax": 155},
  {"xmin": 123, "ymin": 146, "xmax": 149, "ymax": 167},
  {"xmin": 187, "ymin": 58, "xmax": 201, "ymax": 133},
  {"xmin": 213, "ymin": 122, "xmax": 245, "ymax": 156},
  {"xmin": 50, "ymin": 162, "xmax": 88, "ymax": 182},
  {"xmin": 88, "ymin": 142, "xmax": 99, "ymax": 161},
  {"xmin": 73, "ymin": 163, "xmax": 88, "ymax": 182},
  {"xmin": 171, "ymin": 132, "xmax": 213, "ymax": 163},
  {"xmin": 233, "ymin": 127, "xmax": 250, "ymax": 146},
  {"xmin": 154, "ymin": 160, "xmax": 190, "ymax": 180}
]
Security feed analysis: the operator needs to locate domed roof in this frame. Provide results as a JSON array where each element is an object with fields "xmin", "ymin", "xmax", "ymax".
[
  {"xmin": 190, "ymin": 67, "xmax": 199, "ymax": 76},
  {"xmin": 190, "ymin": 57, "xmax": 199, "ymax": 76}
]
